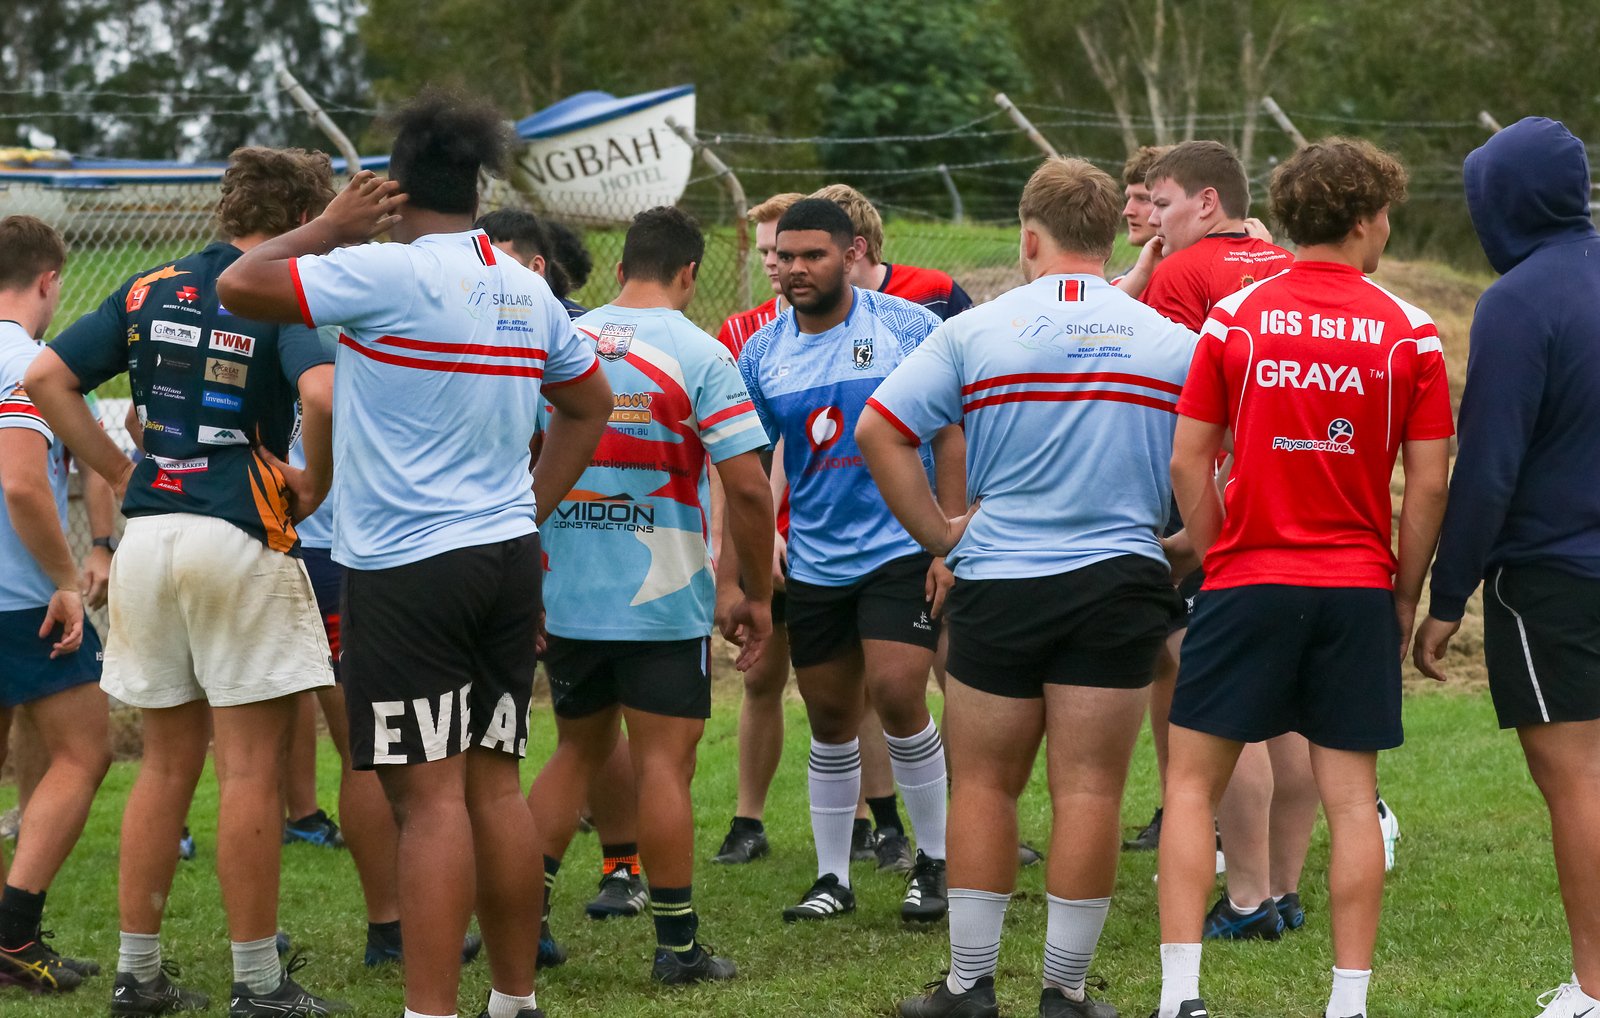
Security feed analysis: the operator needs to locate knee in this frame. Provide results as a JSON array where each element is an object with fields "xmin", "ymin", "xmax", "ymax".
[
  {"xmin": 743, "ymin": 665, "xmax": 787, "ymax": 700},
  {"xmin": 873, "ymin": 697, "xmax": 930, "ymax": 738}
]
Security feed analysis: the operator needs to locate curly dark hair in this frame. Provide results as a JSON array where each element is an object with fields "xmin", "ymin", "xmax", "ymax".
[
  {"xmin": 1269, "ymin": 138, "xmax": 1409, "ymax": 247},
  {"xmin": 215, "ymin": 147, "xmax": 335, "ymax": 240},
  {"xmin": 387, "ymin": 86, "xmax": 512, "ymax": 215}
]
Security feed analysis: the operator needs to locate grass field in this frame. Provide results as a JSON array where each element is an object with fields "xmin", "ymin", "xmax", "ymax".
[{"xmin": 0, "ymin": 685, "xmax": 1572, "ymax": 1018}]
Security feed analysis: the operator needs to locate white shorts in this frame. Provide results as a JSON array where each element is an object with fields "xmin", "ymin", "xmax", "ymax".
[{"xmin": 101, "ymin": 513, "xmax": 334, "ymax": 709}]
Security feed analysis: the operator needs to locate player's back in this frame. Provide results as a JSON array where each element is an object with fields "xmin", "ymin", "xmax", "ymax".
[
  {"xmin": 1144, "ymin": 233, "xmax": 1293, "ymax": 331},
  {"xmin": 1180, "ymin": 261, "xmax": 1453, "ymax": 589},
  {"xmin": 880, "ymin": 263, "xmax": 973, "ymax": 320}
]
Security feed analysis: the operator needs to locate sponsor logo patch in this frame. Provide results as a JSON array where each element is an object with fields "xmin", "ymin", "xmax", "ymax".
[
  {"xmin": 209, "ymin": 329, "xmax": 255, "ymax": 357},
  {"xmin": 144, "ymin": 419, "xmax": 185, "ymax": 438},
  {"xmin": 150, "ymin": 455, "xmax": 208, "ymax": 474},
  {"xmin": 152, "ymin": 320, "xmax": 201, "ymax": 347},
  {"xmin": 198, "ymin": 425, "xmax": 249, "ymax": 446},
  {"xmin": 596, "ymin": 323, "xmax": 635, "ymax": 360},
  {"xmin": 205, "ymin": 358, "xmax": 247, "ymax": 387},
  {"xmin": 202, "ymin": 390, "xmax": 243, "ymax": 411},
  {"xmin": 805, "ymin": 405, "xmax": 844, "ymax": 451},
  {"xmin": 125, "ymin": 265, "xmax": 186, "ymax": 312},
  {"xmin": 852, "ymin": 334, "xmax": 873, "ymax": 369},
  {"xmin": 151, "ymin": 471, "xmax": 184, "ymax": 494},
  {"xmin": 176, "ymin": 285, "xmax": 199, "ymax": 304}
]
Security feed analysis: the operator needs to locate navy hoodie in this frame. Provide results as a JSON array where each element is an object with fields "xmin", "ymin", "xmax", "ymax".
[{"xmin": 1428, "ymin": 117, "xmax": 1600, "ymax": 621}]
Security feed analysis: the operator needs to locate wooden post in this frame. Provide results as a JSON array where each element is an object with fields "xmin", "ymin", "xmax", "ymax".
[
  {"xmin": 994, "ymin": 93, "xmax": 1060, "ymax": 159},
  {"xmin": 276, "ymin": 68, "xmax": 362, "ymax": 177},
  {"xmin": 665, "ymin": 116, "xmax": 750, "ymax": 312},
  {"xmin": 937, "ymin": 164, "xmax": 964, "ymax": 224},
  {"xmin": 1259, "ymin": 96, "xmax": 1308, "ymax": 149},
  {"xmin": 1478, "ymin": 110, "xmax": 1504, "ymax": 134}
]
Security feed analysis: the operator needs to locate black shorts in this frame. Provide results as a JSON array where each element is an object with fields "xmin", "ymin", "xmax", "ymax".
[
  {"xmin": 945, "ymin": 554, "xmax": 1177, "ymax": 697},
  {"xmin": 785, "ymin": 553, "xmax": 939, "ymax": 668},
  {"xmin": 1483, "ymin": 563, "xmax": 1600, "ymax": 728},
  {"xmin": 301, "ymin": 546, "xmax": 343, "ymax": 679},
  {"xmin": 342, "ymin": 534, "xmax": 541, "ymax": 769},
  {"xmin": 543, "ymin": 636, "xmax": 711, "ymax": 720},
  {"xmin": 1167, "ymin": 568, "xmax": 1204, "ymax": 635},
  {"xmin": 1171, "ymin": 584, "xmax": 1402, "ymax": 751}
]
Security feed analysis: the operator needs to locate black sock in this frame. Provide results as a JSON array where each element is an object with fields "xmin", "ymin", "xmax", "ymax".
[
  {"xmin": 366, "ymin": 919, "xmax": 401, "ymax": 944},
  {"xmin": 731, "ymin": 816, "xmax": 764, "ymax": 833},
  {"xmin": 852, "ymin": 817, "xmax": 872, "ymax": 838},
  {"xmin": 0, "ymin": 885, "xmax": 45, "ymax": 951},
  {"xmin": 867, "ymin": 795, "xmax": 904, "ymax": 835},
  {"xmin": 542, "ymin": 855, "xmax": 562, "ymax": 919},
  {"xmin": 649, "ymin": 885, "xmax": 696, "ymax": 953},
  {"xmin": 600, "ymin": 841, "xmax": 638, "ymax": 861}
]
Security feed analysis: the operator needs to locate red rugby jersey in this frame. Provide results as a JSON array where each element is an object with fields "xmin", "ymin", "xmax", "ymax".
[
  {"xmin": 879, "ymin": 263, "xmax": 973, "ymax": 320},
  {"xmin": 1177, "ymin": 261, "xmax": 1454, "ymax": 590},
  {"xmin": 1144, "ymin": 233, "xmax": 1293, "ymax": 331}
]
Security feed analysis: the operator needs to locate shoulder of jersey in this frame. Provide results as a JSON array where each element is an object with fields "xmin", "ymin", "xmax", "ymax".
[
  {"xmin": 860, "ymin": 286, "xmax": 941, "ymax": 329},
  {"xmin": 1352, "ymin": 274, "xmax": 1438, "ymax": 332},
  {"xmin": 1211, "ymin": 269, "xmax": 1290, "ymax": 317}
]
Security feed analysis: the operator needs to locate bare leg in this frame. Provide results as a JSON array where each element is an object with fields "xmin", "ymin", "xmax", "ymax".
[
  {"xmin": 12, "ymin": 711, "xmax": 46, "ymax": 816},
  {"xmin": 588, "ymin": 731, "xmax": 638, "ymax": 850},
  {"xmin": 1151, "ymin": 630, "xmax": 1183, "ymax": 798},
  {"xmin": 118, "ymin": 703, "xmax": 210, "ymax": 934},
  {"xmin": 282, "ymin": 692, "xmax": 321, "ymax": 821},
  {"xmin": 943, "ymin": 678, "xmax": 1042, "ymax": 894},
  {"xmin": 1158, "ymin": 726, "xmax": 1245, "ymax": 944},
  {"xmin": 526, "ymin": 708, "xmax": 624, "ymax": 866},
  {"xmin": 1044, "ymin": 684, "xmax": 1149, "ymax": 899},
  {"xmin": 1217, "ymin": 742, "xmax": 1273, "ymax": 907},
  {"xmin": 316, "ymin": 685, "xmax": 398, "ymax": 924},
  {"xmin": 211, "ymin": 697, "xmax": 298, "ymax": 942},
  {"xmin": 1307, "ymin": 745, "xmax": 1382, "ymax": 971},
  {"xmin": 5, "ymin": 684, "xmax": 112, "ymax": 892},
  {"xmin": 734, "ymin": 627, "xmax": 790, "ymax": 821},
  {"xmin": 1267, "ymin": 732, "xmax": 1319, "ymax": 898},
  {"xmin": 857, "ymin": 705, "xmax": 893, "ymax": 819},
  {"xmin": 466, "ymin": 748, "xmax": 541, "ymax": 999},
  {"xmin": 1519, "ymin": 720, "xmax": 1600, "ymax": 996},
  {"xmin": 623, "ymin": 709, "xmax": 704, "ymax": 888}
]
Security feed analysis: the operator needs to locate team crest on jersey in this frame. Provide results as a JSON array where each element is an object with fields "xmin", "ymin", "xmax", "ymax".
[
  {"xmin": 852, "ymin": 335, "xmax": 873, "ymax": 369},
  {"xmin": 596, "ymin": 323, "xmax": 635, "ymax": 360}
]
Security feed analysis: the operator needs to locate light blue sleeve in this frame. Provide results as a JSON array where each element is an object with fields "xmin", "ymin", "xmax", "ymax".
[
  {"xmin": 866, "ymin": 322, "xmax": 964, "ymax": 444},
  {"xmin": 683, "ymin": 325, "xmax": 767, "ymax": 463},
  {"xmin": 292, "ymin": 243, "xmax": 417, "ymax": 332},
  {"xmin": 542, "ymin": 294, "xmax": 599, "ymax": 387}
]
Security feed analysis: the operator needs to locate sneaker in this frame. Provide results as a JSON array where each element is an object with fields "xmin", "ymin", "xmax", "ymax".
[
  {"xmin": 477, "ymin": 1008, "xmax": 544, "ymax": 1018},
  {"xmin": 1377, "ymin": 797, "xmax": 1400, "ymax": 872},
  {"xmin": 0, "ymin": 806, "xmax": 18, "ymax": 841},
  {"xmin": 111, "ymin": 963, "xmax": 210, "ymax": 1015},
  {"xmin": 1040, "ymin": 985, "xmax": 1119, "ymax": 1017},
  {"xmin": 283, "ymin": 810, "xmax": 344, "ymax": 848},
  {"xmin": 782, "ymin": 873, "xmax": 856, "ymax": 922},
  {"xmin": 0, "ymin": 936, "xmax": 83, "ymax": 992},
  {"xmin": 902, "ymin": 850, "xmax": 948, "ymax": 923},
  {"xmin": 712, "ymin": 821, "xmax": 770, "ymax": 865},
  {"xmin": 851, "ymin": 819, "xmax": 878, "ymax": 862},
  {"xmin": 1275, "ymin": 891, "xmax": 1305, "ymax": 931},
  {"xmin": 361, "ymin": 924, "xmax": 479, "ymax": 967},
  {"xmin": 1202, "ymin": 895, "xmax": 1283, "ymax": 940},
  {"xmin": 899, "ymin": 975, "xmax": 999, "ymax": 1018},
  {"xmin": 1123, "ymin": 807, "xmax": 1163, "ymax": 851},
  {"xmin": 537, "ymin": 918, "xmax": 566, "ymax": 968},
  {"xmin": 651, "ymin": 943, "xmax": 737, "ymax": 984},
  {"xmin": 1146, "ymin": 998, "xmax": 1209, "ymax": 1018},
  {"xmin": 228, "ymin": 954, "xmax": 349, "ymax": 1015},
  {"xmin": 876, "ymin": 830, "xmax": 915, "ymax": 873},
  {"xmin": 1019, "ymin": 841, "xmax": 1044, "ymax": 867},
  {"xmin": 1535, "ymin": 978, "xmax": 1600, "ymax": 1017},
  {"xmin": 37, "ymin": 929, "xmax": 99, "ymax": 977},
  {"xmin": 178, "ymin": 827, "xmax": 196, "ymax": 861},
  {"xmin": 585, "ymin": 864, "xmax": 648, "ymax": 919}
]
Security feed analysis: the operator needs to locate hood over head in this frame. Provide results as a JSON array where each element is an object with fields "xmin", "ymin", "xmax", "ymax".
[{"xmin": 1464, "ymin": 117, "xmax": 1596, "ymax": 274}]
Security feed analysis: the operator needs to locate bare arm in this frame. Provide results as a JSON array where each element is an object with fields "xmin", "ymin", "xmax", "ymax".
[
  {"xmin": 296, "ymin": 364, "xmax": 335, "ymax": 510},
  {"xmin": 931, "ymin": 424, "xmax": 967, "ymax": 516},
  {"xmin": 80, "ymin": 466, "xmax": 116, "ymax": 609},
  {"xmin": 714, "ymin": 450, "xmax": 776, "ymax": 670},
  {"xmin": 1114, "ymin": 237, "xmax": 1164, "ymax": 297},
  {"xmin": 24, "ymin": 349, "xmax": 135, "ymax": 499},
  {"xmin": 1393, "ymin": 437, "xmax": 1451, "ymax": 659},
  {"xmin": 531, "ymin": 369, "xmax": 613, "ymax": 526},
  {"xmin": 857, "ymin": 408, "xmax": 975, "ymax": 556},
  {"xmin": 1170, "ymin": 416, "xmax": 1229, "ymax": 558},
  {"xmin": 0, "ymin": 429, "xmax": 82, "ymax": 656}
]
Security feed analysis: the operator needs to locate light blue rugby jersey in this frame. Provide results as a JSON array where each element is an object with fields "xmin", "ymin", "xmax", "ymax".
[
  {"xmin": 867, "ymin": 274, "xmax": 1198, "ymax": 580},
  {"xmin": 0, "ymin": 324, "xmax": 69, "ymax": 611},
  {"xmin": 292, "ymin": 230, "xmax": 599, "ymax": 570},
  {"xmin": 541, "ymin": 305, "xmax": 767, "ymax": 641},
  {"xmin": 739, "ymin": 287, "xmax": 941, "ymax": 586}
]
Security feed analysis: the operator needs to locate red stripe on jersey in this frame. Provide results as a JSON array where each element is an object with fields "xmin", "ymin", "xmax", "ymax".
[
  {"xmin": 288, "ymin": 259, "xmax": 316, "ymax": 328},
  {"xmin": 339, "ymin": 333, "xmax": 544, "ymax": 377},
  {"xmin": 0, "ymin": 399, "xmax": 42, "ymax": 417},
  {"xmin": 864, "ymin": 397, "xmax": 922, "ymax": 446},
  {"xmin": 375, "ymin": 335, "xmax": 548, "ymax": 360},
  {"xmin": 1058, "ymin": 279, "xmax": 1083, "ymax": 302},
  {"xmin": 963, "ymin": 389, "xmax": 1179, "ymax": 414},
  {"xmin": 699, "ymin": 401, "xmax": 754, "ymax": 430},
  {"xmin": 543, "ymin": 357, "xmax": 600, "ymax": 388},
  {"xmin": 475, "ymin": 233, "xmax": 496, "ymax": 266},
  {"xmin": 961, "ymin": 371, "xmax": 1183, "ymax": 397}
]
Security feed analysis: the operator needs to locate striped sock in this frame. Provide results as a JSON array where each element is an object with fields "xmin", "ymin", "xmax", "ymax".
[
  {"xmin": 542, "ymin": 855, "xmax": 561, "ymax": 919},
  {"xmin": 945, "ymin": 888, "xmax": 1009, "ymax": 992},
  {"xmin": 886, "ymin": 720, "xmax": 947, "ymax": 859},
  {"xmin": 1043, "ymin": 895, "xmax": 1110, "ymax": 999},
  {"xmin": 808, "ymin": 738, "xmax": 861, "ymax": 888},
  {"xmin": 600, "ymin": 842, "xmax": 640, "ymax": 877},
  {"xmin": 649, "ymin": 885, "xmax": 697, "ymax": 953}
]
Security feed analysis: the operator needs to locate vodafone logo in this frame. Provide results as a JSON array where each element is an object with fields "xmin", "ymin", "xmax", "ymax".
[{"xmin": 806, "ymin": 406, "xmax": 844, "ymax": 451}]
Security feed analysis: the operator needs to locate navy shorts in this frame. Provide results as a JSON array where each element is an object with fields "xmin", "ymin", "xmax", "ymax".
[
  {"xmin": 1171, "ymin": 585, "xmax": 1402, "ymax": 751},
  {"xmin": 301, "ymin": 545, "xmax": 344, "ymax": 679},
  {"xmin": 0, "ymin": 606, "xmax": 104, "ymax": 708}
]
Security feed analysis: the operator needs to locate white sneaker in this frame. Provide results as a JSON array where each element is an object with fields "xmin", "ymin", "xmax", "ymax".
[
  {"xmin": 1534, "ymin": 978, "xmax": 1600, "ymax": 1017},
  {"xmin": 1377, "ymin": 797, "xmax": 1400, "ymax": 872}
]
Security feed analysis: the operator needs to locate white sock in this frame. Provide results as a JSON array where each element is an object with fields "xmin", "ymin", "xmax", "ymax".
[
  {"xmin": 1159, "ymin": 942, "xmax": 1203, "ymax": 1018},
  {"xmin": 1326, "ymin": 967, "xmax": 1371, "ymax": 1018},
  {"xmin": 403, "ymin": 1010, "xmax": 456, "ymax": 1018},
  {"xmin": 808, "ymin": 738, "xmax": 861, "ymax": 888},
  {"xmin": 945, "ymin": 888, "xmax": 1009, "ymax": 992},
  {"xmin": 486, "ymin": 987, "xmax": 537, "ymax": 1018},
  {"xmin": 1227, "ymin": 893, "xmax": 1260, "ymax": 915},
  {"xmin": 117, "ymin": 931, "xmax": 162, "ymax": 983},
  {"xmin": 886, "ymin": 721, "xmax": 948, "ymax": 859},
  {"xmin": 1043, "ymin": 895, "xmax": 1110, "ymax": 998},
  {"xmin": 231, "ymin": 935, "xmax": 281, "ymax": 995}
]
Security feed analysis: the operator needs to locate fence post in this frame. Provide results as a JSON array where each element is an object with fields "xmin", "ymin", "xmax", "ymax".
[
  {"xmin": 936, "ymin": 164, "xmax": 965, "ymax": 224},
  {"xmin": 276, "ymin": 68, "xmax": 362, "ymax": 177},
  {"xmin": 665, "ymin": 117, "xmax": 750, "ymax": 312},
  {"xmin": 1259, "ymin": 96, "xmax": 1308, "ymax": 149},
  {"xmin": 994, "ymin": 93, "xmax": 1060, "ymax": 159},
  {"xmin": 1478, "ymin": 110, "xmax": 1503, "ymax": 134}
]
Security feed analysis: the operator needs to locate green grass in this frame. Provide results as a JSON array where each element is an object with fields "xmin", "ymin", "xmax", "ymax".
[{"xmin": 0, "ymin": 687, "xmax": 1573, "ymax": 1017}]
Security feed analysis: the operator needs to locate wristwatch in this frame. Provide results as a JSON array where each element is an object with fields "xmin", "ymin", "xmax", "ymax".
[{"xmin": 92, "ymin": 536, "xmax": 117, "ymax": 553}]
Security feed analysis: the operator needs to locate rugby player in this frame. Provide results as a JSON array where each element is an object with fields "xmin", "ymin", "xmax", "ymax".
[
  {"xmin": 216, "ymin": 89, "xmax": 614, "ymax": 1018},
  {"xmin": 710, "ymin": 191, "xmax": 802, "ymax": 867},
  {"xmin": 1154, "ymin": 138, "xmax": 1451, "ymax": 1018},
  {"xmin": 477, "ymin": 210, "xmax": 588, "ymax": 320},
  {"xmin": 739, "ymin": 198, "xmax": 958, "ymax": 924},
  {"xmin": 27, "ymin": 148, "xmax": 345, "ymax": 1015},
  {"xmin": 864, "ymin": 157, "xmax": 1196, "ymax": 1018},
  {"xmin": 528, "ymin": 206, "xmax": 773, "ymax": 984},
  {"xmin": 0, "ymin": 216, "xmax": 113, "ymax": 993},
  {"xmin": 1415, "ymin": 117, "xmax": 1600, "ymax": 1018}
]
